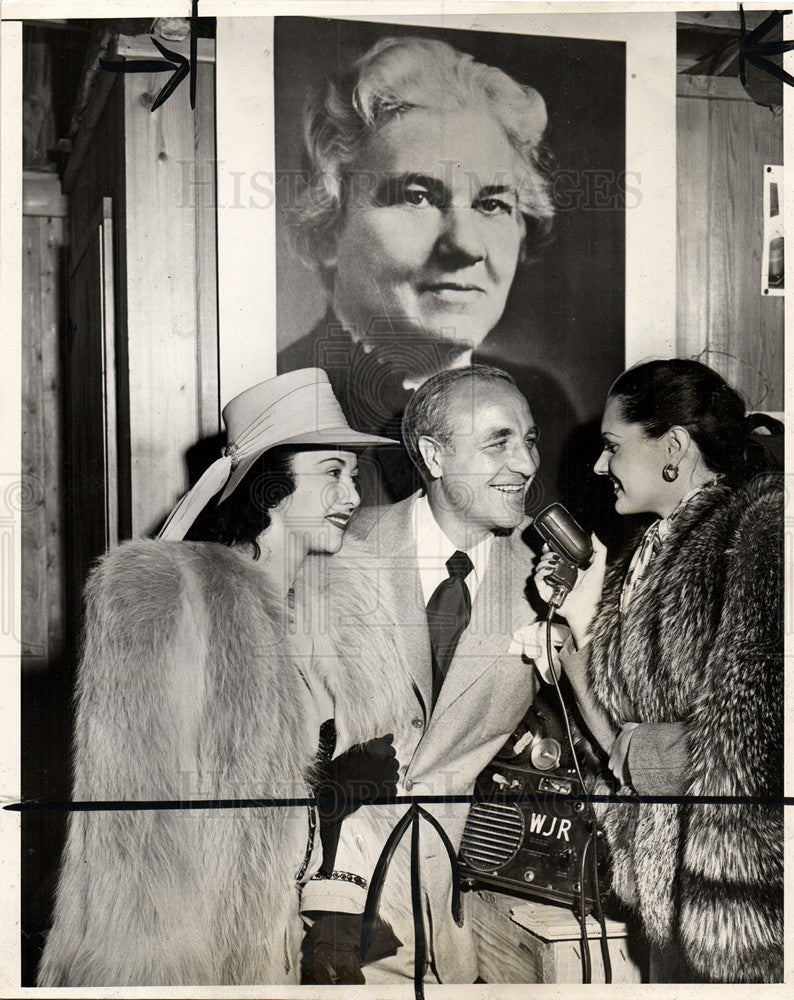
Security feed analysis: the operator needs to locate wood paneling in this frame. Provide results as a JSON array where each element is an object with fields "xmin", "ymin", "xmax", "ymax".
[
  {"xmin": 22, "ymin": 36, "xmax": 56, "ymax": 171},
  {"xmin": 194, "ymin": 64, "xmax": 219, "ymax": 437},
  {"xmin": 64, "ymin": 57, "xmax": 218, "ymax": 541},
  {"xmin": 65, "ymin": 206, "xmax": 114, "ymax": 604},
  {"xmin": 677, "ymin": 75, "xmax": 783, "ymax": 410},
  {"xmin": 64, "ymin": 73, "xmax": 131, "ymax": 542},
  {"xmin": 122, "ymin": 60, "xmax": 218, "ymax": 535},
  {"xmin": 21, "ymin": 211, "xmax": 65, "ymax": 666},
  {"xmin": 123, "ymin": 70, "xmax": 205, "ymax": 535}
]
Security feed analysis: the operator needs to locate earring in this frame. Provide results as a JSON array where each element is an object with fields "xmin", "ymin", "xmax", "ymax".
[{"xmin": 662, "ymin": 464, "xmax": 679, "ymax": 482}]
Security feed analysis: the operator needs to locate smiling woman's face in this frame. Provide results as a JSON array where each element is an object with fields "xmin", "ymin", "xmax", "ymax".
[
  {"xmin": 279, "ymin": 449, "xmax": 360, "ymax": 554},
  {"xmin": 594, "ymin": 396, "xmax": 671, "ymax": 517},
  {"xmin": 328, "ymin": 106, "xmax": 525, "ymax": 349}
]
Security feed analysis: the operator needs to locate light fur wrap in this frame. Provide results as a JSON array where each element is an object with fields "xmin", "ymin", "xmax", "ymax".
[{"xmin": 38, "ymin": 539, "xmax": 411, "ymax": 986}]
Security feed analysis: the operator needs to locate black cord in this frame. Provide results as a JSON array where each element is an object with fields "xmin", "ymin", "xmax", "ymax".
[
  {"xmin": 577, "ymin": 835, "xmax": 592, "ymax": 983},
  {"xmin": 545, "ymin": 613, "xmax": 612, "ymax": 983},
  {"xmin": 410, "ymin": 808, "xmax": 425, "ymax": 1000},
  {"xmin": 590, "ymin": 832, "xmax": 613, "ymax": 983},
  {"xmin": 544, "ymin": 614, "xmax": 590, "ymax": 794},
  {"xmin": 361, "ymin": 802, "xmax": 461, "ymax": 1000}
]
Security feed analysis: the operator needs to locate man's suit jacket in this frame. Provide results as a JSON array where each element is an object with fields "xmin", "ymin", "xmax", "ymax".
[{"xmin": 301, "ymin": 493, "xmax": 540, "ymax": 983}]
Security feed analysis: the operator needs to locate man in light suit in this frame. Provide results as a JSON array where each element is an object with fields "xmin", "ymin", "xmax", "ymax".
[{"xmin": 301, "ymin": 364, "xmax": 543, "ymax": 984}]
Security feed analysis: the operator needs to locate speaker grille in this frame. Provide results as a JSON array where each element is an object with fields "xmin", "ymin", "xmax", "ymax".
[{"xmin": 459, "ymin": 802, "xmax": 524, "ymax": 872}]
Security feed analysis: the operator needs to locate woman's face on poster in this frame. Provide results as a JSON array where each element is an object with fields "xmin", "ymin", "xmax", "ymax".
[{"xmin": 328, "ymin": 105, "xmax": 525, "ymax": 348}]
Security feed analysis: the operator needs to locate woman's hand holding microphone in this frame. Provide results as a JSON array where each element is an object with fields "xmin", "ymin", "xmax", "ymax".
[{"xmin": 533, "ymin": 534, "xmax": 608, "ymax": 649}]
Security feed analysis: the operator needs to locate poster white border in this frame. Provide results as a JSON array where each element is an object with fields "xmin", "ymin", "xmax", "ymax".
[{"xmin": 0, "ymin": 3, "xmax": 790, "ymax": 998}]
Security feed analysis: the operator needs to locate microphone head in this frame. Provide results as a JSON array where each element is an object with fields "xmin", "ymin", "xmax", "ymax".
[{"xmin": 534, "ymin": 503, "xmax": 593, "ymax": 567}]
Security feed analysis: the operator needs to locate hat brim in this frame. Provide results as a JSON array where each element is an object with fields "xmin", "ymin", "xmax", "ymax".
[
  {"xmin": 218, "ymin": 427, "xmax": 399, "ymax": 504},
  {"xmin": 276, "ymin": 427, "xmax": 398, "ymax": 448}
]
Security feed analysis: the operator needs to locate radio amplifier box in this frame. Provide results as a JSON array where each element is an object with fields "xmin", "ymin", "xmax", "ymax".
[{"xmin": 458, "ymin": 689, "xmax": 610, "ymax": 908}]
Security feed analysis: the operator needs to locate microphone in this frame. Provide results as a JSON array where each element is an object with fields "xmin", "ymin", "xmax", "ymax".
[{"xmin": 534, "ymin": 503, "xmax": 593, "ymax": 609}]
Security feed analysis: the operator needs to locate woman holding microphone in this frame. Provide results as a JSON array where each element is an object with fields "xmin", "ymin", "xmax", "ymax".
[{"xmin": 534, "ymin": 359, "xmax": 782, "ymax": 983}]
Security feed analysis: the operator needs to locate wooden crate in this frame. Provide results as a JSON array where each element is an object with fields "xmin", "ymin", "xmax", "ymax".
[{"xmin": 470, "ymin": 891, "xmax": 644, "ymax": 984}]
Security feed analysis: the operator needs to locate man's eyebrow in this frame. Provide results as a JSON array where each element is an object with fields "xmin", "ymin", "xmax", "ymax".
[{"xmin": 482, "ymin": 427, "xmax": 515, "ymax": 442}]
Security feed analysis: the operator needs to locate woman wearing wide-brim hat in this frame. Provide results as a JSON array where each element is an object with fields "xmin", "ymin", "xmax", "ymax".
[{"xmin": 38, "ymin": 369, "xmax": 409, "ymax": 986}]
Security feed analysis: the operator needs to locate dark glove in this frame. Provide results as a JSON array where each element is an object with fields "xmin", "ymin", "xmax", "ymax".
[
  {"xmin": 301, "ymin": 911, "xmax": 365, "ymax": 985},
  {"xmin": 301, "ymin": 911, "xmax": 402, "ymax": 984},
  {"xmin": 315, "ymin": 731, "xmax": 399, "ymax": 824}
]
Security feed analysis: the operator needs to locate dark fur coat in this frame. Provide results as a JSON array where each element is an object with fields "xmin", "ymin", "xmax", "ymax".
[
  {"xmin": 37, "ymin": 540, "xmax": 409, "ymax": 986},
  {"xmin": 586, "ymin": 476, "xmax": 783, "ymax": 982}
]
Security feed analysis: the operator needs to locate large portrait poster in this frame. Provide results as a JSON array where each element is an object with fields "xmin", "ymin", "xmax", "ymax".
[
  {"xmin": 0, "ymin": 3, "xmax": 789, "ymax": 998},
  {"xmin": 274, "ymin": 15, "xmax": 627, "ymax": 526}
]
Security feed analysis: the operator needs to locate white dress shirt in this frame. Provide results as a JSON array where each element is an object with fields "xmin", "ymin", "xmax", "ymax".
[{"xmin": 411, "ymin": 492, "xmax": 492, "ymax": 606}]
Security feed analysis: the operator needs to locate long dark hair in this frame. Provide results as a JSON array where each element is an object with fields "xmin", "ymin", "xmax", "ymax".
[
  {"xmin": 608, "ymin": 359, "xmax": 754, "ymax": 483},
  {"xmin": 188, "ymin": 446, "xmax": 297, "ymax": 558}
]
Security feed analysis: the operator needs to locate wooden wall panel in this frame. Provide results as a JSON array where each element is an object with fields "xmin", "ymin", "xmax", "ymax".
[
  {"xmin": 65, "ymin": 58, "xmax": 218, "ymax": 542},
  {"xmin": 64, "ymin": 74, "xmax": 132, "ymax": 541},
  {"xmin": 21, "ymin": 213, "xmax": 65, "ymax": 665},
  {"xmin": 22, "ymin": 217, "xmax": 45, "ymax": 662},
  {"xmin": 676, "ymin": 93, "xmax": 710, "ymax": 359},
  {"xmin": 22, "ymin": 35, "xmax": 56, "ymax": 171},
  {"xmin": 66, "ymin": 215, "xmax": 112, "ymax": 602},
  {"xmin": 123, "ymin": 62, "xmax": 218, "ymax": 536},
  {"xmin": 195, "ymin": 64, "xmax": 220, "ymax": 439},
  {"xmin": 40, "ymin": 219, "xmax": 65, "ymax": 656},
  {"xmin": 124, "ymin": 72, "xmax": 200, "ymax": 536},
  {"xmin": 677, "ymin": 75, "xmax": 783, "ymax": 411}
]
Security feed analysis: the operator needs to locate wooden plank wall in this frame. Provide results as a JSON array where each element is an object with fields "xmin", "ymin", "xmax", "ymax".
[
  {"xmin": 123, "ymin": 60, "xmax": 218, "ymax": 537},
  {"xmin": 22, "ymin": 210, "xmax": 66, "ymax": 667},
  {"xmin": 677, "ymin": 75, "xmax": 783, "ymax": 411},
  {"xmin": 64, "ymin": 73, "xmax": 131, "ymax": 545}
]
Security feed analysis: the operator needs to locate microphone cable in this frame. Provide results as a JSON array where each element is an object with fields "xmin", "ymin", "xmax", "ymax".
[
  {"xmin": 577, "ymin": 835, "xmax": 592, "ymax": 983},
  {"xmin": 544, "ymin": 612, "xmax": 612, "ymax": 984}
]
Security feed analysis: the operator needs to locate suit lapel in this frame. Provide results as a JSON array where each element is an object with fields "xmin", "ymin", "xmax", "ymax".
[
  {"xmin": 353, "ymin": 496, "xmax": 433, "ymax": 711},
  {"xmin": 430, "ymin": 531, "xmax": 534, "ymax": 721}
]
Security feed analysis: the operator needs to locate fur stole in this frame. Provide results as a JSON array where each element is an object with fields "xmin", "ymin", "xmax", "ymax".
[
  {"xmin": 295, "ymin": 540, "xmax": 418, "ymax": 749},
  {"xmin": 586, "ymin": 476, "xmax": 783, "ymax": 982},
  {"xmin": 38, "ymin": 540, "xmax": 317, "ymax": 986}
]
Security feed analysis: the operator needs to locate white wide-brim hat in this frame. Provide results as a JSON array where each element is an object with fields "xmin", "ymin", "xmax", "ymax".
[{"xmin": 158, "ymin": 368, "xmax": 396, "ymax": 541}]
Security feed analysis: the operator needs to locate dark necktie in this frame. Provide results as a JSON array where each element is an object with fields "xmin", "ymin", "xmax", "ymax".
[{"xmin": 426, "ymin": 550, "xmax": 474, "ymax": 709}]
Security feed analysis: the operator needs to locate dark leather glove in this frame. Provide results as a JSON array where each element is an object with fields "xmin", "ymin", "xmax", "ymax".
[
  {"xmin": 301, "ymin": 911, "xmax": 365, "ymax": 985},
  {"xmin": 315, "ymin": 730, "xmax": 399, "ymax": 824},
  {"xmin": 301, "ymin": 911, "xmax": 402, "ymax": 984}
]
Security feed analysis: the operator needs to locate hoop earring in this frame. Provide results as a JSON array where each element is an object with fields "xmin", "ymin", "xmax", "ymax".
[{"xmin": 662, "ymin": 464, "xmax": 679, "ymax": 482}]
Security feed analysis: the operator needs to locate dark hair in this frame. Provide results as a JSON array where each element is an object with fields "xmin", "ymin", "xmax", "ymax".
[
  {"xmin": 189, "ymin": 446, "xmax": 297, "ymax": 558},
  {"xmin": 608, "ymin": 359, "xmax": 751, "ymax": 481},
  {"xmin": 402, "ymin": 364, "xmax": 517, "ymax": 481}
]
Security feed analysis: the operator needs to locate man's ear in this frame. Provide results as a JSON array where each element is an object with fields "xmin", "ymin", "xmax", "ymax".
[{"xmin": 417, "ymin": 436, "xmax": 445, "ymax": 480}]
